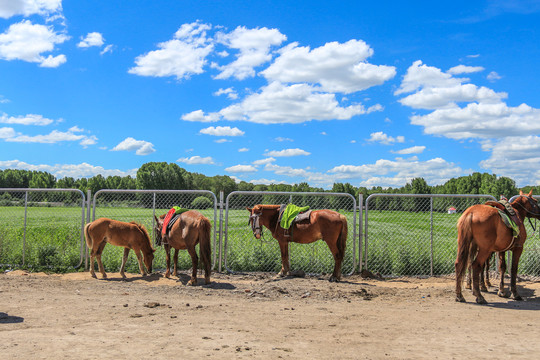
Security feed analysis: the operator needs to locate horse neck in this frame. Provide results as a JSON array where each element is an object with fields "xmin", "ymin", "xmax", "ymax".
[
  {"xmin": 261, "ymin": 207, "xmax": 280, "ymax": 232},
  {"xmin": 135, "ymin": 225, "xmax": 154, "ymax": 252},
  {"xmin": 512, "ymin": 197, "xmax": 529, "ymax": 221}
]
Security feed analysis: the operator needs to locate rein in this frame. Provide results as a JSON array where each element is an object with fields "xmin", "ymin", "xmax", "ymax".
[{"xmin": 513, "ymin": 196, "xmax": 540, "ymax": 232}]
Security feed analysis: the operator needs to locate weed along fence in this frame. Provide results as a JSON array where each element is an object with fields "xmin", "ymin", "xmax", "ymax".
[
  {"xmin": 3, "ymin": 188, "xmax": 540, "ymax": 279},
  {"xmin": 0, "ymin": 188, "xmax": 86, "ymax": 269},
  {"xmin": 223, "ymin": 191, "xmax": 359, "ymax": 276},
  {"xmin": 91, "ymin": 189, "xmax": 219, "ymax": 272}
]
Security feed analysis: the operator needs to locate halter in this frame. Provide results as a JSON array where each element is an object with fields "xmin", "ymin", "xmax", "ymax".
[
  {"xmin": 514, "ymin": 196, "xmax": 540, "ymax": 232},
  {"xmin": 248, "ymin": 211, "xmax": 265, "ymax": 240}
]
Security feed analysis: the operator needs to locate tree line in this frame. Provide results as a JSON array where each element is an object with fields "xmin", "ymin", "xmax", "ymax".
[{"xmin": 0, "ymin": 161, "xmax": 536, "ymax": 202}]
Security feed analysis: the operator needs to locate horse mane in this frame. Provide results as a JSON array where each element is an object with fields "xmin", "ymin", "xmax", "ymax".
[
  {"xmin": 257, "ymin": 204, "xmax": 281, "ymax": 210},
  {"xmin": 130, "ymin": 221, "xmax": 154, "ymax": 250}
]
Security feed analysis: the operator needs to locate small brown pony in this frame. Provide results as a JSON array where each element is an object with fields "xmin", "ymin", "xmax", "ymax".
[
  {"xmin": 84, "ymin": 218, "xmax": 155, "ymax": 279},
  {"xmin": 455, "ymin": 190, "xmax": 540, "ymax": 304},
  {"xmin": 247, "ymin": 204, "xmax": 348, "ymax": 282},
  {"xmin": 154, "ymin": 210, "xmax": 212, "ymax": 285}
]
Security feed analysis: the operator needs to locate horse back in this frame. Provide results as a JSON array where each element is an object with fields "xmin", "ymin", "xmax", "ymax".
[{"xmin": 87, "ymin": 218, "xmax": 145, "ymax": 248}]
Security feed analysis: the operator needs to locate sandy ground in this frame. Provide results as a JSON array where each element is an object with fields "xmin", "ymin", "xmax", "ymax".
[{"xmin": 1, "ymin": 269, "xmax": 540, "ymax": 359}]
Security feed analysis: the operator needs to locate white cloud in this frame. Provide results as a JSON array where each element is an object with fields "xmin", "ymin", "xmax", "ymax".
[
  {"xmin": 129, "ymin": 21, "xmax": 214, "ymax": 80},
  {"xmin": 0, "ymin": 113, "xmax": 56, "ymax": 125},
  {"xmin": 111, "ymin": 137, "xmax": 155, "ymax": 155},
  {"xmin": 5, "ymin": 127, "xmax": 96, "ymax": 146},
  {"xmin": 100, "ymin": 44, "xmax": 113, "ymax": 55},
  {"xmin": 225, "ymin": 164, "xmax": 258, "ymax": 173},
  {"xmin": 249, "ymin": 178, "xmax": 288, "ymax": 185},
  {"xmin": 0, "ymin": 0, "xmax": 62, "ymax": 19},
  {"xmin": 177, "ymin": 156, "xmax": 215, "ymax": 165},
  {"xmin": 447, "ymin": 65, "xmax": 484, "ymax": 74},
  {"xmin": 487, "ymin": 71, "xmax": 502, "ymax": 82},
  {"xmin": 480, "ymin": 136, "xmax": 540, "ymax": 186},
  {"xmin": 77, "ymin": 32, "xmax": 104, "ymax": 48},
  {"xmin": 214, "ymin": 138, "xmax": 230, "ymax": 143},
  {"xmin": 238, "ymin": 147, "xmax": 249, "ymax": 152},
  {"xmin": 395, "ymin": 60, "xmax": 465, "ymax": 96},
  {"xmin": 263, "ymin": 148, "xmax": 310, "ymax": 157},
  {"xmin": 0, "ymin": 160, "xmax": 137, "ymax": 178},
  {"xmin": 261, "ymin": 40, "xmax": 396, "ymax": 94},
  {"xmin": 199, "ymin": 126, "xmax": 244, "ymax": 136},
  {"xmin": 392, "ymin": 146, "xmax": 426, "ymax": 155},
  {"xmin": 214, "ymin": 26, "xmax": 286, "ymax": 80},
  {"xmin": 253, "ymin": 157, "xmax": 275, "ymax": 166},
  {"xmin": 0, "ymin": 127, "xmax": 16, "ymax": 138},
  {"xmin": 0, "ymin": 20, "xmax": 68, "ymax": 67},
  {"xmin": 214, "ymin": 87, "xmax": 238, "ymax": 100},
  {"xmin": 367, "ymin": 131, "xmax": 405, "ymax": 145},
  {"xmin": 410, "ymin": 102, "xmax": 540, "ymax": 139},
  {"xmin": 275, "ymin": 137, "xmax": 293, "ymax": 142},
  {"xmin": 192, "ymin": 82, "xmax": 376, "ymax": 124},
  {"xmin": 328, "ymin": 157, "xmax": 466, "ymax": 187}
]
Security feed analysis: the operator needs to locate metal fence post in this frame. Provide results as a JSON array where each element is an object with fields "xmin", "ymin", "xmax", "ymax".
[
  {"xmin": 430, "ymin": 196, "xmax": 434, "ymax": 277},
  {"xmin": 22, "ymin": 191, "xmax": 28, "ymax": 266}
]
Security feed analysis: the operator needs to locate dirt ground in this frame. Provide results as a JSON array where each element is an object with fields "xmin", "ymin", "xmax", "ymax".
[{"xmin": 1, "ymin": 269, "xmax": 540, "ymax": 360}]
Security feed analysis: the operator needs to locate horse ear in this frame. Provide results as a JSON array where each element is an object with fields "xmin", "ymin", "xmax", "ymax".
[
  {"xmin": 528, "ymin": 189, "xmax": 533, "ymax": 197},
  {"xmin": 154, "ymin": 215, "xmax": 159, "ymax": 222},
  {"xmin": 520, "ymin": 190, "xmax": 524, "ymax": 196},
  {"xmin": 246, "ymin": 207, "xmax": 252, "ymax": 212}
]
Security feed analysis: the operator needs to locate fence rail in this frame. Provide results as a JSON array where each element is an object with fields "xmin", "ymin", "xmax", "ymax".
[{"xmin": 2, "ymin": 188, "xmax": 540, "ymax": 279}]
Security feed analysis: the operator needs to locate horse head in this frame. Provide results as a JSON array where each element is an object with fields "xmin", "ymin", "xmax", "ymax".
[
  {"xmin": 246, "ymin": 205, "xmax": 264, "ymax": 239},
  {"xmin": 153, "ymin": 215, "xmax": 164, "ymax": 245},
  {"xmin": 517, "ymin": 190, "xmax": 540, "ymax": 219}
]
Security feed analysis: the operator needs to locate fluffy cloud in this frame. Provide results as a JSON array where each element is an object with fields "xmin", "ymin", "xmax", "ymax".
[
  {"xmin": 214, "ymin": 87, "xmax": 238, "ymax": 100},
  {"xmin": 4, "ymin": 126, "xmax": 96, "ymax": 146},
  {"xmin": 0, "ymin": 0, "xmax": 62, "ymax": 19},
  {"xmin": 0, "ymin": 20, "xmax": 68, "ymax": 67},
  {"xmin": 189, "ymin": 82, "xmax": 379, "ymax": 124},
  {"xmin": 77, "ymin": 32, "xmax": 104, "ymax": 48},
  {"xmin": 225, "ymin": 164, "xmax": 258, "ymax": 173},
  {"xmin": 129, "ymin": 21, "xmax": 214, "ymax": 79},
  {"xmin": 0, "ymin": 160, "xmax": 137, "ymax": 178},
  {"xmin": 447, "ymin": 65, "xmax": 484, "ymax": 74},
  {"xmin": 199, "ymin": 126, "xmax": 244, "ymax": 136},
  {"xmin": 261, "ymin": 40, "xmax": 396, "ymax": 94},
  {"xmin": 0, "ymin": 113, "xmax": 56, "ymax": 125},
  {"xmin": 263, "ymin": 148, "xmax": 310, "ymax": 157},
  {"xmin": 392, "ymin": 146, "xmax": 426, "ymax": 155},
  {"xmin": 111, "ymin": 137, "xmax": 155, "ymax": 155},
  {"xmin": 177, "ymin": 156, "xmax": 215, "ymax": 165},
  {"xmin": 367, "ymin": 131, "xmax": 405, "ymax": 145},
  {"xmin": 214, "ymin": 26, "xmax": 286, "ymax": 80}
]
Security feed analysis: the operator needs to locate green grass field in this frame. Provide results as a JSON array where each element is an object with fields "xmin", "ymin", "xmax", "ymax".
[{"xmin": 2, "ymin": 205, "xmax": 540, "ymax": 277}]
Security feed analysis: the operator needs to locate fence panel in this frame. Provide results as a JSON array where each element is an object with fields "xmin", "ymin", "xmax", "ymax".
[
  {"xmin": 92, "ymin": 189, "xmax": 218, "ymax": 273},
  {"xmin": 224, "ymin": 191, "xmax": 358, "ymax": 276},
  {"xmin": 0, "ymin": 188, "xmax": 86, "ymax": 269},
  {"xmin": 364, "ymin": 194, "xmax": 496, "ymax": 277}
]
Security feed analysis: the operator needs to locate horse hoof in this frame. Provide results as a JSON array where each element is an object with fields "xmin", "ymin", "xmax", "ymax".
[
  {"xmin": 329, "ymin": 276, "xmax": 340, "ymax": 283},
  {"xmin": 498, "ymin": 290, "xmax": 510, "ymax": 298},
  {"xmin": 90, "ymin": 273, "xmax": 97, "ymax": 279},
  {"xmin": 513, "ymin": 295, "xmax": 523, "ymax": 301},
  {"xmin": 480, "ymin": 286, "xmax": 488, "ymax": 292},
  {"xmin": 476, "ymin": 297, "xmax": 487, "ymax": 305},
  {"xmin": 456, "ymin": 295, "xmax": 466, "ymax": 303}
]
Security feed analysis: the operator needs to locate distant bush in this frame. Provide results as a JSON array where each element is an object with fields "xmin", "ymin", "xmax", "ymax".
[{"xmin": 191, "ymin": 196, "xmax": 213, "ymax": 209}]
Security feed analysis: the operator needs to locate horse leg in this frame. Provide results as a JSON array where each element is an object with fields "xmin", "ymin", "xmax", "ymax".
[
  {"xmin": 277, "ymin": 240, "xmax": 290, "ymax": 277},
  {"xmin": 325, "ymin": 239, "xmax": 343, "ymax": 282},
  {"xmin": 134, "ymin": 249, "xmax": 147, "ymax": 276},
  {"xmin": 119, "ymin": 248, "xmax": 130, "ymax": 279},
  {"xmin": 497, "ymin": 252, "xmax": 508, "ymax": 298},
  {"xmin": 164, "ymin": 244, "xmax": 171, "ymax": 278},
  {"xmin": 510, "ymin": 247, "xmax": 524, "ymax": 301},
  {"xmin": 471, "ymin": 250, "xmax": 491, "ymax": 304},
  {"xmin": 89, "ymin": 250, "xmax": 97, "ymax": 278},
  {"xmin": 96, "ymin": 242, "xmax": 107, "ymax": 279},
  {"xmin": 485, "ymin": 254, "xmax": 492, "ymax": 288},
  {"xmin": 479, "ymin": 262, "xmax": 488, "ymax": 292},
  {"xmin": 187, "ymin": 246, "xmax": 198, "ymax": 286},
  {"xmin": 465, "ymin": 264, "xmax": 472, "ymax": 290},
  {"xmin": 173, "ymin": 249, "xmax": 179, "ymax": 277}
]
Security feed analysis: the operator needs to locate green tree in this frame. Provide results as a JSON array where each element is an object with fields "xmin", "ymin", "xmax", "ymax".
[{"xmin": 136, "ymin": 162, "xmax": 187, "ymax": 190}]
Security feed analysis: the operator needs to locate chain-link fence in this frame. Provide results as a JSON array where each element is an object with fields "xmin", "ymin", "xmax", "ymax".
[
  {"xmin": 91, "ymin": 190, "xmax": 218, "ymax": 274},
  {"xmin": 364, "ymin": 194, "xmax": 496, "ymax": 277},
  {"xmin": 0, "ymin": 188, "xmax": 86, "ymax": 269},
  {"xmin": 224, "ymin": 191, "xmax": 358, "ymax": 276}
]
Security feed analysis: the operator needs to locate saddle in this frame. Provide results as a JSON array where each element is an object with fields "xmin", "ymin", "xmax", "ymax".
[
  {"xmin": 485, "ymin": 199, "xmax": 521, "ymax": 247},
  {"xmin": 277, "ymin": 204, "xmax": 312, "ymax": 239},
  {"xmin": 160, "ymin": 206, "xmax": 189, "ymax": 245}
]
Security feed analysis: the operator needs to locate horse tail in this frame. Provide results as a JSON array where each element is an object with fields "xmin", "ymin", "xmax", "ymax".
[
  {"xmin": 84, "ymin": 222, "xmax": 93, "ymax": 249},
  {"xmin": 337, "ymin": 214, "xmax": 348, "ymax": 260},
  {"xmin": 456, "ymin": 211, "xmax": 474, "ymax": 284},
  {"xmin": 198, "ymin": 216, "xmax": 212, "ymax": 275}
]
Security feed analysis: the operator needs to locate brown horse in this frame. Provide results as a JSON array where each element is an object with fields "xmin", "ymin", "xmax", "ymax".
[
  {"xmin": 84, "ymin": 218, "xmax": 155, "ymax": 279},
  {"xmin": 455, "ymin": 190, "xmax": 540, "ymax": 304},
  {"xmin": 154, "ymin": 210, "xmax": 212, "ymax": 285},
  {"xmin": 247, "ymin": 204, "xmax": 348, "ymax": 282}
]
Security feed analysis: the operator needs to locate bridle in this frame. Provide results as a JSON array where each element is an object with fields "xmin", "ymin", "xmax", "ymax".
[
  {"xmin": 513, "ymin": 196, "xmax": 540, "ymax": 232},
  {"xmin": 248, "ymin": 211, "xmax": 266, "ymax": 241}
]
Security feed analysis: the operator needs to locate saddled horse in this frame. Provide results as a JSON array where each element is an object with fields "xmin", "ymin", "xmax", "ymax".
[
  {"xmin": 84, "ymin": 218, "xmax": 155, "ymax": 279},
  {"xmin": 247, "ymin": 204, "xmax": 348, "ymax": 282},
  {"xmin": 154, "ymin": 210, "xmax": 212, "ymax": 285},
  {"xmin": 455, "ymin": 190, "xmax": 540, "ymax": 304}
]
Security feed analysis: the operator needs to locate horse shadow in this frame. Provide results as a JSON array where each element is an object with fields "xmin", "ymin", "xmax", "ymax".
[
  {"xmin": 173, "ymin": 273, "xmax": 236, "ymax": 290},
  {"xmin": 482, "ymin": 285, "xmax": 540, "ymax": 310},
  {"xmin": 0, "ymin": 312, "xmax": 24, "ymax": 324}
]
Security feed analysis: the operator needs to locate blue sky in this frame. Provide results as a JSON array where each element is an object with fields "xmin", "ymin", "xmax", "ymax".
[{"xmin": 0, "ymin": 0, "xmax": 539, "ymax": 189}]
